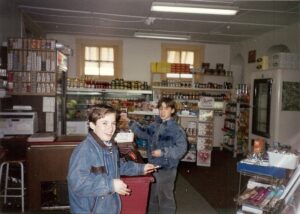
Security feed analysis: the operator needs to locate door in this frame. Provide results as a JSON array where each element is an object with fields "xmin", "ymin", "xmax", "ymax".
[{"xmin": 252, "ymin": 78, "xmax": 272, "ymax": 138}]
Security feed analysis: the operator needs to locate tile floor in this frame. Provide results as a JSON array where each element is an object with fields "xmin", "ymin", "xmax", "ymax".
[{"xmin": 0, "ymin": 174, "xmax": 235, "ymax": 214}]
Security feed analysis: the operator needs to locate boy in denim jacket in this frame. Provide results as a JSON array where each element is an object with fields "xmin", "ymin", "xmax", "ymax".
[
  {"xmin": 122, "ymin": 97, "xmax": 187, "ymax": 214},
  {"xmin": 68, "ymin": 104, "xmax": 156, "ymax": 214}
]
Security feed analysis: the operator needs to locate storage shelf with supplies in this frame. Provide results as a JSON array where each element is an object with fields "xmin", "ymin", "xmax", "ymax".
[
  {"xmin": 7, "ymin": 38, "xmax": 57, "ymax": 96},
  {"xmin": 221, "ymin": 101, "xmax": 250, "ymax": 158},
  {"xmin": 235, "ymin": 160, "xmax": 300, "ymax": 214}
]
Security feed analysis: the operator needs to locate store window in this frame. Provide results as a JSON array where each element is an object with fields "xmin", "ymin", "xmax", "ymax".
[
  {"xmin": 77, "ymin": 39, "xmax": 122, "ymax": 80},
  {"xmin": 161, "ymin": 43, "xmax": 204, "ymax": 78}
]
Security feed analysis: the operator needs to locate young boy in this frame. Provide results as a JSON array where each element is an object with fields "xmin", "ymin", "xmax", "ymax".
[
  {"xmin": 121, "ymin": 97, "xmax": 187, "ymax": 214},
  {"xmin": 67, "ymin": 104, "xmax": 156, "ymax": 214}
]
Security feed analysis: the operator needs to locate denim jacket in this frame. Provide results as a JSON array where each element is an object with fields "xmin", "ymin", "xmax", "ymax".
[
  {"xmin": 129, "ymin": 116, "xmax": 187, "ymax": 169},
  {"xmin": 67, "ymin": 132, "xmax": 145, "ymax": 214}
]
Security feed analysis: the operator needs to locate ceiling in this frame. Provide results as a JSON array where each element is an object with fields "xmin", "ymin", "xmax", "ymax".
[{"xmin": 15, "ymin": 0, "xmax": 300, "ymax": 44}]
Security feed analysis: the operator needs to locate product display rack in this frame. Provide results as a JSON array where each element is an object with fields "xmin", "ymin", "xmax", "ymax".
[
  {"xmin": 235, "ymin": 161, "xmax": 300, "ymax": 214},
  {"xmin": 7, "ymin": 38, "xmax": 57, "ymax": 96},
  {"xmin": 221, "ymin": 101, "xmax": 250, "ymax": 157},
  {"xmin": 179, "ymin": 114, "xmax": 198, "ymax": 163},
  {"xmin": 196, "ymin": 97, "xmax": 215, "ymax": 167}
]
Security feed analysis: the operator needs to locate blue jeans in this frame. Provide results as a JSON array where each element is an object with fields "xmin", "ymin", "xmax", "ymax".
[{"xmin": 148, "ymin": 168, "xmax": 177, "ymax": 214}]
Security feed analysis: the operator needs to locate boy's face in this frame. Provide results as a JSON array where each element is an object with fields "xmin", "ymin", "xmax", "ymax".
[
  {"xmin": 159, "ymin": 102, "xmax": 174, "ymax": 121},
  {"xmin": 89, "ymin": 113, "xmax": 116, "ymax": 142}
]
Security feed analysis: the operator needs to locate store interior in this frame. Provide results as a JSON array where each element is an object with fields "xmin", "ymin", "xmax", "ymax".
[{"xmin": 0, "ymin": 1, "xmax": 300, "ymax": 214}]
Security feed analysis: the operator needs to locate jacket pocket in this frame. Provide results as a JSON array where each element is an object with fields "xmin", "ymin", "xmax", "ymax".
[{"xmin": 90, "ymin": 165, "xmax": 107, "ymax": 175}]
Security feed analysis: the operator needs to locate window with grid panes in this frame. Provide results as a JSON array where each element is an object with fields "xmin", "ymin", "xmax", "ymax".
[
  {"xmin": 162, "ymin": 43, "xmax": 204, "ymax": 69},
  {"xmin": 84, "ymin": 46, "xmax": 114, "ymax": 76},
  {"xmin": 161, "ymin": 43, "xmax": 204, "ymax": 78},
  {"xmin": 167, "ymin": 50, "xmax": 195, "ymax": 69},
  {"xmin": 77, "ymin": 39, "xmax": 122, "ymax": 80}
]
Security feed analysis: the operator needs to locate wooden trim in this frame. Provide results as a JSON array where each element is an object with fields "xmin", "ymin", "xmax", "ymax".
[{"xmin": 76, "ymin": 38, "xmax": 123, "ymax": 80}]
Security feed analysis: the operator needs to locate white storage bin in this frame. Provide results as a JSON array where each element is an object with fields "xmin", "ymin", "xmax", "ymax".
[{"xmin": 268, "ymin": 151, "xmax": 299, "ymax": 170}]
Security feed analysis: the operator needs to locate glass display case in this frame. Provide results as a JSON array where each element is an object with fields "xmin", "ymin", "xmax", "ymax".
[{"xmin": 65, "ymin": 88, "xmax": 153, "ymax": 135}]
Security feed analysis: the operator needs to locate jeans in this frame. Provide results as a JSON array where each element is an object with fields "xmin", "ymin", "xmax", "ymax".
[{"xmin": 148, "ymin": 168, "xmax": 177, "ymax": 214}]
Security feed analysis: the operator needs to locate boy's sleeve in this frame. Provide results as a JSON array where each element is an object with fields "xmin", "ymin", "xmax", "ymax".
[
  {"xmin": 128, "ymin": 120, "xmax": 152, "ymax": 140},
  {"xmin": 119, "ymin": 158, "xmax": 145, "ymax": 176}
]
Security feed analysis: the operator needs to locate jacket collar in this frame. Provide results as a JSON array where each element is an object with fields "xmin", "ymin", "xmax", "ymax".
[
  {"xmin": 89, "ymin": 131, "xmax": 117, "ymax": 149},
  {"xmin": 155, "ymin": 116, "xmax": 175, "ymax": 125}
]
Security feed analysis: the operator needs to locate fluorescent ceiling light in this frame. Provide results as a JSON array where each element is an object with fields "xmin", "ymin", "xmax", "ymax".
[
  {"xmin": 151, "ymin": 2, "xmax": 238, "ymax": 15},
  {"xmin": 134, "ymin": 32, "xmax": 190, "ymax": 40}
]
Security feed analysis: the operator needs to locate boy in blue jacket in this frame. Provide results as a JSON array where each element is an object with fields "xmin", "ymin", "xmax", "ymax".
[
  {"xmin": 121, "ymin": 97, "xmax": 187, "ymax": 214},
  {"xmin": 67, "ymin": 104, "xmax": 156, "ymax": 214}
]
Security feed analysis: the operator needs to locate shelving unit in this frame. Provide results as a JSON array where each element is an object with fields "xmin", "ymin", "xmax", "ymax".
[
  {"xmin": 179, "ymin": 114, "xmax": 198, "ymax": 163},
  {"xmin": 235, "ymin": 161, "xmax": 300, "ymax": 214},
  {"xmin": 196, "ymin": 97, "xmax": 215, "ymax": 167},
  {"xmin": 221, "ymin": 101, "xmax": 250, "ymax": 157},
  {"xmin": 7, "ymin": 38, "xmax": 57, "ymax": 96}
]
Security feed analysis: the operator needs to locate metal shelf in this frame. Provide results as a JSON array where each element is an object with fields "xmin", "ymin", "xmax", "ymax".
[{"xmin": 67, "ymin": 87, "xmax": 152, "ymax": 95}]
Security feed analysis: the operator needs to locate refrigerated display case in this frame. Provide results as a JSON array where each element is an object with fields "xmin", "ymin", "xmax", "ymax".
[
  {"xmin": 249, "ymin": 69, "xmax": 300, "ymax": 151},
  {"xmin": 65, "ymin": 88, "xmax": 153, "ymax": 135},
  {"xmin": 252, "ymin": 78, "xmax": 272, "ymax": 138}
]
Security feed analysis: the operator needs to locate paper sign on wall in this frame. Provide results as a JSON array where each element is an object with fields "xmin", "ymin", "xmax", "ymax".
[{"xmin": 43, "ymin": 97, "xmax": 55, "ymax": 112}]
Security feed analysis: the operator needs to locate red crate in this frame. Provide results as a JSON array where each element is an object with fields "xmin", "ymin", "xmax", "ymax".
[{"xmin": 120, "ymin": 175, "xmax": 154, "ymax": 214}]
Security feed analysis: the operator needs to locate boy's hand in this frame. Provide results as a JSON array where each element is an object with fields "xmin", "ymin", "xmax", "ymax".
[
  {"xmin": 152, "ymin": 149, "xmax": 162, "ymax": 157},
  {"xmin": 119, "ymin": 113, "xmax": 130, "ymax": 130},
  {"xmin": 113, "ymin": 179, "xmax": 131, "ymax": 195},
  {"xmin": 120, "ymin": 113, "xmax": 130, "ymax": 123},
  {"xmin": 143, "ymin": 164, "xmax": 157, "ymax": 174}
]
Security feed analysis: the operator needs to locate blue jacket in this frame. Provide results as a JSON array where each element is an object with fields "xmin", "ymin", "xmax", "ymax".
[
  {"xmin": 129, "ymin": 117, "xmax": 187, "ymax": 169},
  {"xmin": 67, "ymin": 132, "xmax": 145, "ymax": 214}
]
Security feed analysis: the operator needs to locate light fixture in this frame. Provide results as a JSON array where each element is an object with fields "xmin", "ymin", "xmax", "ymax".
[
  {"xmin": 151, "ymin": 2, "xmax": 239, "ymax": 16},
  {"xmin": 134, "ymin": 32, "xmax": 190, "ymax": 40}
]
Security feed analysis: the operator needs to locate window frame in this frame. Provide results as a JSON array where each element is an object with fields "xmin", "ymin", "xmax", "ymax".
[
  {"xmin": 76, "ymin": 39, "xmax": 123, "ymax": 81},
  {"xmin": 161, "ymin": 43, "xmax": 204, "ymax": 69}
]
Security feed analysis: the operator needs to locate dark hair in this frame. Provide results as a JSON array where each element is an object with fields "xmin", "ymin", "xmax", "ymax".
[
  {"xmin": 87, "ymin": 104, "xmax": 117, "ymax": 124},
  {"xmin": 157, "ymin": 97, "xmax": 177, "ymax": 116}
]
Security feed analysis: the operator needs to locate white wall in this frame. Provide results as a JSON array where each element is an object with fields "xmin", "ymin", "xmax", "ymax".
[
  {"xmin": 230, "ymin": 22, "xmax": 300, "ymax": 85},
  {"xmin": 0, "ymin": 0, "xmax": 21, "ymax": 44},
  {"xmin": 204, "ymin": 44, "xmax": 230, "ymax": 71},
  {"xmin": 122, "ymin": 39, "xmax": 161, "ymax": 82},
  {"xmin": 47, "ymin": 34, "xmax": 231, "ymax": 83}
]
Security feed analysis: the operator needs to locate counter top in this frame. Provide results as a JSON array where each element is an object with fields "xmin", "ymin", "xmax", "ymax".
[{"xmin": 28, "ymin": 135, "xmax": 84, "ymax": 146}]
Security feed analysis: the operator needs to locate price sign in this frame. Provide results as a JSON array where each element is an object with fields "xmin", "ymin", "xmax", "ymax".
[{"xmin": 198, "ymin": 97, "xmax": 214, "ymax": 108}]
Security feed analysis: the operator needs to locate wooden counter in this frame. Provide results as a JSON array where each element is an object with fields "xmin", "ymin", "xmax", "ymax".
[
  {"xmin": 27, "ymin": 136, "xmax": 83, "ymax": 210},
  {"xmin": 26, "ymin": 135, "xmax": 149, "ymax": 211}
]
